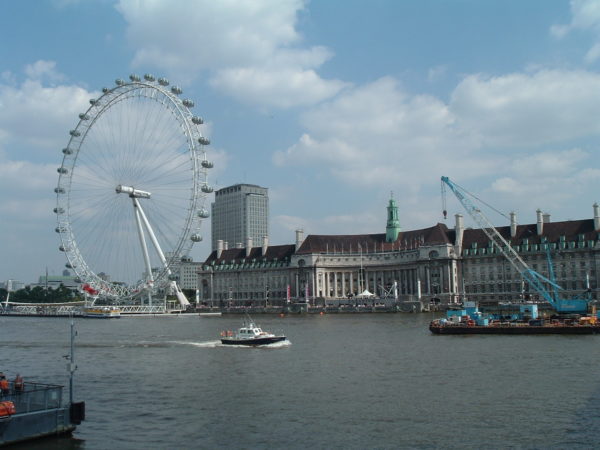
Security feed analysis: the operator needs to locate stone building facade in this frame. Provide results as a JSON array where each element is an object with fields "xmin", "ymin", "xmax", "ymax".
[{"xmin": 196, "ymin": 199, "xmax": 600, "ymax": 307}]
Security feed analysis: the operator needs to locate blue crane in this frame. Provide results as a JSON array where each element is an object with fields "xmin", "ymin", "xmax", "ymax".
[{"xmin": 441, "ymin": 176, "xmax": 589, "ymax": 314}]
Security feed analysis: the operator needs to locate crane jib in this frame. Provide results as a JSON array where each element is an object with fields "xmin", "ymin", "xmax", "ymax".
[{"xmin": 440, "ymin": 175, "xmax": 589, "ymax": 314}]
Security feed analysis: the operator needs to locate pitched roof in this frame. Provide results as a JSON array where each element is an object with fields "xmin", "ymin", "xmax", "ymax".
[
  {"xmin": 296, "ymin": 223, "xmax": 453, "ymax": 254},
  {"xmin": 203, "ymin": 244, "xmax": 296, "ymax": 265},
  {"xmin": 461, "ymin": 219, "xmax": 598, "ymax": 248}
]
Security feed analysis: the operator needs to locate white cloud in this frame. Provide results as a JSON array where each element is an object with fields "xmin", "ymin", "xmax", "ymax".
[
  {"xmin": 0, "ymin": 160, "xmax": 56, "ymax": 192},
  {"xmin": 210, "ymin": 67, "xmax": 349, "ymax": 109},
  {"xmin": 274, "ymin": 76, "xmax": 484, "ymax": 191},
  {"xmin": 0, "ymin": 76, "xmax": 96, "ymax": 156},
  {"xmin": 116, "ymin": 0, "xmax": 346, "ymax": 108},
  {"xmin": 488, "ymin": 147, "xmax": 598, "ymax": 216},
  {"xmin": 450, "ymin": 69, "xmax": 600, "ymax": 147},
  {"xmin": 0, "ymin": 64, "xmax": 101, "ymax": 282},
  {"xmin": 273, "ymin": 211, "xmax": 379, "ymax": 239},
  {"xmin": 274, "ymin": 69, "xmax": 600, "ymax": 229},
  {"xmin": 551, "ymin": 0, "xmax": 600, "ymax": 62},
  {"xmin": 24, "ymin": 60, "xmax": 65, "ymax": 83}
]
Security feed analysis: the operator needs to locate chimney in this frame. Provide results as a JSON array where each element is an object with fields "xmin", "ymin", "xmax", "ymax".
[
  {"xmin": 262, "ymin": 236, "xmax": 268, "ymax": 256},
  {"xmin": 594, "ymin": 203, "xmax": 600, "ymax": 231},
  {"xmin": 223, "ymin": 241, "xmax": 228, "ymax": 250},
  {"xmin": 216, "ymin": 240, "xmax": 223, "ymax": 259},
  {"xmin": 295, "ymin": 229, "xmax": 304, "ymax": 251},
  {"xmin": 536, "ymin": 209, "xmax": 543, "ymax": 236},
  {"xmin": 510, "ymin": 212, "xmax": 517, "ymax": 238},
  {"xmin": 245, "ymin": 237, "xmax": 252, "ymax": 257},
  {"xmin": 454, "ymin": 214, "xmax": 464, "ymax": 250},
  {"xmin": 236, "ymin": 242, "xmax": 243, "ymax": 249},
  {"xmin": 543, "ymin": 213, "xmax": 551, "ymax": 223}
]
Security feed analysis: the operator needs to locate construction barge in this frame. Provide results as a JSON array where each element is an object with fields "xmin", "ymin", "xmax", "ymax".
[
  {"xmin": 430, "ymin": 301, "xmax": 600, "ymax": 335},
  {"xmin": 430, "ymin": 317, "xmax": 600, "ymax": 334}
]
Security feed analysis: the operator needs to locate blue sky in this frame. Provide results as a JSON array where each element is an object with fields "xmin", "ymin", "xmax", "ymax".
[{"xmin": 2, "ymin": 0, "xmax": 600, "ymax": 284}]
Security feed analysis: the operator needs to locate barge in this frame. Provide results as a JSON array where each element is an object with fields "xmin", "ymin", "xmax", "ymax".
[
  {"xmin": 0, "ymin": 319, "xmax": 85, "ymax": 446},
  {"xmin": 0, "ymin": 380, "xmax": 85, "ymax": 445},
  {"xmin": 429, "ymin": 301, "xmax": 600, "ymax": 335},
  {"xmin": 430, "ymin": 318, "xmax": 600, "ymax": 335}
]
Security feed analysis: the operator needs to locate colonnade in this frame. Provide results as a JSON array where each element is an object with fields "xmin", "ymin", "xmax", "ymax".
[{"xmin": 317, "ymin": 267, "xmax": 426, "ymax": 298}]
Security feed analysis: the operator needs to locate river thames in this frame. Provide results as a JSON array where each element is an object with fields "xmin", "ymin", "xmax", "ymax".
[{"xmin": 2, "ymin": 312, "xmax": 600, "ymax": 449}]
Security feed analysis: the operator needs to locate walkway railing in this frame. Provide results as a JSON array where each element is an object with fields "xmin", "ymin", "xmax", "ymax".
[{"xmin": 1, "ymin": 381, "xmax": 64, "ymax": 414}]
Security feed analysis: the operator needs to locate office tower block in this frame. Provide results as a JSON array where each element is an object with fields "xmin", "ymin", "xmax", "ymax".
[{"xmin": 211, "ymin": 184, "xmax": 269, "ymax": 251}]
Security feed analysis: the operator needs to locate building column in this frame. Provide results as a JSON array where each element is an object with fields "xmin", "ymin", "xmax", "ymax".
[{"xmin": 333, "ymin": 272, "xmax": 338, "ymax": 298}]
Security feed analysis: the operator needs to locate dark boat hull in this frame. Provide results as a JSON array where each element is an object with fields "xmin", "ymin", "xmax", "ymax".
[
  {"xmin": 221, "ymin": 336, "xmax": 287, "ymax": 346},
  {"xmin": 430, "ymin": 324, "xmax": 600, "ymax": 335}
]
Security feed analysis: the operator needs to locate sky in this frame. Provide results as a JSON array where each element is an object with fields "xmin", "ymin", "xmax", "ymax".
[{"xmin": 2, "ymin": 0, "xmax": 600, "ymax": 284}]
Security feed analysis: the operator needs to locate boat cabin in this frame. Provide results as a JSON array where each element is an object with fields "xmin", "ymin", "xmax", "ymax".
[{"xmin": 237, "ymin": 324, "xmax": 267, "ymax": 338}]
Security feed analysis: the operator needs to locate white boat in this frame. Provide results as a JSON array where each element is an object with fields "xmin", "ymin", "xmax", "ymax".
[
  {"xmin": 83, "ymin": 306, "xmax": 121, "ymax": 318},
  {"xmin": 220, "ymin": 318, "xmax": 286, "ymax": 346}
]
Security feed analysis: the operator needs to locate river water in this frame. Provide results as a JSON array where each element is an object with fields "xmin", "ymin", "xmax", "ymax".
[{"xmin": 2, "ymin": 313, "xmax": 600, "ymax": 450}]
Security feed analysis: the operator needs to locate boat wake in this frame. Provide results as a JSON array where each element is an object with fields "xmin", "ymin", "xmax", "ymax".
[
  {"xmin": 168, "ymin": 339, "xmax": 292, "ymax": 348},
  {"xmin": 169, "ymin": 340, "xmax": 222, "ymax": 348}
]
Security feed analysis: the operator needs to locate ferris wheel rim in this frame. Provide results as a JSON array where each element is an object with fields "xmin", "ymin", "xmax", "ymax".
[{"xmin": 54, "ymin": 75, "xmax": 213, "ymax": 301}]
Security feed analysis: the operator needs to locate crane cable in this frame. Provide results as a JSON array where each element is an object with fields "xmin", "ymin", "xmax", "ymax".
[{"xmin": 442, "ymin": 178, "xmax": 511, "ymax": 223}]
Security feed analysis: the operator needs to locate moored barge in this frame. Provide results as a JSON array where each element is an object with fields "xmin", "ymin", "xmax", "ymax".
[
  {"xmin": 0, "ymin": 380, "xmax": 85, "ymax": 445},
  {"xmin": 430, "ymin": 318, "xmax": 600, "ymax": 335},
  {"xmin": 1, "ymin": 319, "xmax": 85, "ymax": 446},
  {"xmin": 429, "ymin": 301, "xmax": 600, "ymax": 335}
]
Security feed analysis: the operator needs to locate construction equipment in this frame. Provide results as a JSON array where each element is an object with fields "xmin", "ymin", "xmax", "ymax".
[{"xmin": 441, "ymin": 176, "xmax": 588, "ymax": 314}]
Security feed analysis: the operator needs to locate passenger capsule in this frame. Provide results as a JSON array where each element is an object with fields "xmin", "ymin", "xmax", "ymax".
[
  {"xmin": 198, "ymin": 208, "xmax": 210, "ymax": 218},
  {"xmin": 129, "ymin": 74, "xmax": 141, "ymax": 82},
  {"xmin": 55, "ymin": 226, "xmax": 67, "ymax": 233},
  {"xmin": 192, "ymin": 116, "xmax": 204, "ymax": 125},
  {"xmin": 158, "ymin": 77, "xmax": 169, "ymax": 86},
  {"xmin": 191, "ymin": 234, "xmax": 203, "ymax": 242},
  {"xmin": 182, "ymin": 99, "xmax": 194, "ymax": 107},
  {"xmin": 69, "ymin": 130, "xmax": 81, "ymax": 137},
  {"xmin": 201, "ymin": 184, "xmax": 214, "ymax": 193},
  {"xmin": 57, "ymin": 167, "xmax": 68, "ymax": 174},
  {"xmin": 53, "ymin": 207, "xmax": 65, "ymax": 214},
  {"xmin": 62, "ymin": 148, "xmax": 73, "ymax": 155},
  {"xmin": 115, "ymin": 78, "xmax": 125, "ymax": 86},
  {"xmin": 198, "ymin": 137, "xmax": 210, "ymax": 146},
  {"xmin": 201, "ymin": 159, "xmax": 214, "ymax": 169},
  {"xmin": 65, "ymin": 263, "xmax": 75, "ymax": 269},
  {"xmin": 89, "ymin": 99, "xmax": 97, "ymax": 105},
  {"xmin": 102, "ymin": 87, "xmax": 109, "ymax": 93},
  {"xmin": 54, "ymin": 187, "xmax": 65, "ymax": 194},
  {"xmin": 144, "ymin": 74, "xmax": 155, "ymax": 82},
  {"xmin": 171, "ymin": 86, "xmax": 182, "ymax": 95},
  {"xmin": 59, "ymin": 245, "xmax": 70, "ymax": 252},
  {"xmin": 168, "ymin": 274, "xmax": 179, "ymax": 281},
  {"xmin": 78, "ymin": 113, "xmax": 89, "ymax": 120}
]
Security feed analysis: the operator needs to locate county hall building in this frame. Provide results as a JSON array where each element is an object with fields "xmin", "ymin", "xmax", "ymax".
[{"xmin": 196, "ymin": 197, "xmax": 600, "ymax": 308}]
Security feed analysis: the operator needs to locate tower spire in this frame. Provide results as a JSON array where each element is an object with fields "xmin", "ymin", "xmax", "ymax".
[{"xmin": 385, "ymin": 193, "xmax": 401, "ymax": 243}]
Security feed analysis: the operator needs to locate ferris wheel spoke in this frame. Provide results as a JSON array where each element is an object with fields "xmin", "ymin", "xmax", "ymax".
[{"xmin": 55, "ymin": 75, "xmax": 211, "ymax": 303}]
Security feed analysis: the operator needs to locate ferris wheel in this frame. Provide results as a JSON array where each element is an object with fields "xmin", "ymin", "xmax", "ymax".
[{"xmin": 54, "ymin": 74, "xmax": 213, "ymax": 304}]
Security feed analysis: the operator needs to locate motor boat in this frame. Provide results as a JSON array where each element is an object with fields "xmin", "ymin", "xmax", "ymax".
[{"xmin": 220, "ymin": 319, "xmax": 286, "ymax": 346}]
